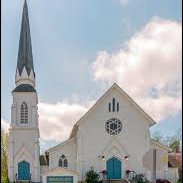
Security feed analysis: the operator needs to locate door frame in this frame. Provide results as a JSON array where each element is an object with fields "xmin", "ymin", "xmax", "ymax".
[
  {"xmin": 106, "ymin": 156, "xmax": 122, "ymax": 179},
  {"xmin": 18, "ymin": 160, "xmax": 30, "ymax": 180}
]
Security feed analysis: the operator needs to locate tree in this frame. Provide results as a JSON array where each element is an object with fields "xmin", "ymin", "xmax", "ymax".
[
  {"xmin": 152, "ymin": 128, "xmax": 182, "ymax": 152},
  {"xmin": 151, "ymin": 131, "xmax": 165, "ymax": 144},
  {"xmin": 168, "ymin": 139, "xmax": 180, "ymax": 152},
  {"xmin": 1, "ymin": 130, "xmax": 10, "ymax": 183}
]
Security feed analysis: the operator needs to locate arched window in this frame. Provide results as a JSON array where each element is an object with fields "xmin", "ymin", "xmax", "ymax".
[
  {"xmin": 109, "ymin": 103, "xmax": 111, "ymax": 112},
  {"xmin": 58, "ymin": 159, "xmax": 63, "ymax": 167},
  {"xmin": 64, "ymin": 159, "xmax": 68, "ymax": 167},
  {"xmin": 58, "ymin": 154, "xmax": 68, "ymax": 167},
  {"xmin": 21, "ymin": 102, "xmax": 28, "ymax": 123},
  {"xmin": 112, "ymin": 98, "xmax": 115, "ymax": 112},
  {"xmin": 117, "ymin": 102, "xmax": 119, "ymax": 112}
]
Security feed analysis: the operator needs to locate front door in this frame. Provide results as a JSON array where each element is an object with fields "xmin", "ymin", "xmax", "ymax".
[
  {"xmin": 106, "ymin": 157, "xmax": 122, "ymax": 179},
  {"xmin": 18, "ymin": 161, "xmax": 30, "ymax": 180}
]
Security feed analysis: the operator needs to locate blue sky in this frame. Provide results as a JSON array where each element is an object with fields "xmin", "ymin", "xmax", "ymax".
[{"xmin": 2, "ymin": 0, "xmax": 182, "ymax": 153}]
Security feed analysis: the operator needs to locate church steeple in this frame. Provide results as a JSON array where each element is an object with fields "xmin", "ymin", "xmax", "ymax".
[
  {"xmin": 15, "ymin": 0, "xmax": 35, "ymax": 87},
  {"xmin": 8, "ymin": 1, "xmax": 40, "ymax": 182}
]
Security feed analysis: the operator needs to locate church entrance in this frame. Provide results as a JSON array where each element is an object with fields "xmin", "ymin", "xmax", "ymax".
[
  {"xmin": 106, "ymin": 157, "xmax": 122, "ymax": 179},
  {"xmin": 18, "ymin": 161, "xmax": 30, "ymax": 180}
]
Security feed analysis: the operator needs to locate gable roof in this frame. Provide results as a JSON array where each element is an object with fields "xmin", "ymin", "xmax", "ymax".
[
  {"xmin": 41, "ymin": 167, "xmax": 79, "ymax": 176},
  {"xmin": 150, "ymin": 139, "xmax": 172, "ymax": 152},
  {"xmin": 69, "ymin": 83, "xmax": 156, "ymax": 139},
  {"xmin": 47, "ymin": 137, "xmax": 76, "ymax": 153}
]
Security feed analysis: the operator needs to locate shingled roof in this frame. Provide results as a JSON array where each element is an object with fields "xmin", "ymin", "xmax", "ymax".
[
  {"xmin": 12, "ymin": 84, "xmax": 36, "ymax": 92},
  {"xmin": 17, "ymin": 0, "xmax": 34, "ymax": 76}
]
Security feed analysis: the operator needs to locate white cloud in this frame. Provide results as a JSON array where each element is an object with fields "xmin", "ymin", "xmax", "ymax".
[
  {"xmin": 92, "ymin": 17, "xmax": 182, "ymax": 122},
  {"xmin": 38, "ymin": 100, "xmax": 95, "ymax": 142},
  {"xmin": 1, "ymin": 118, "xmax": 10, "ymax": 132},
  {"xmin": 119, "ymin": 0, "xmax": 131, "ymax": 4}
]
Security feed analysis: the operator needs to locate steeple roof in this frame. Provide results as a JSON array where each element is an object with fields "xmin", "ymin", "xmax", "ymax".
[{"xmin": 17, "ymin": 0, "xmax": 34, "ymax": 76}]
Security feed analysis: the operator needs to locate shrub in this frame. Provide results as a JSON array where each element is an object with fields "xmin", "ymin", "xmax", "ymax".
[
  {"xmin": 85, "ymin": 168, "xmax": 99, "ymax": 183},
  {"xmin": 177, "ymin": 178, "xmax": 182, "ymax": 183},
  {"xmin": 132, "ymin": 173, "xmax": 150, "ymax": 183},
  {"xmin": 126, "ymin": 170, "xmax": 131, "ymax": 175}
]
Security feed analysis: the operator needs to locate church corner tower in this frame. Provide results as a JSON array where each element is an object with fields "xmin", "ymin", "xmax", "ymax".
[{"xmin": 8, "ymin": 0, "xmax": 40, "ymax": 182}]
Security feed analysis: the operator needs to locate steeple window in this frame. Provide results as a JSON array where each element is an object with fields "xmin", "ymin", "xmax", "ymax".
[{"xmin": 21, "ymin": 102, "xmax": 28, "ymax": 123}]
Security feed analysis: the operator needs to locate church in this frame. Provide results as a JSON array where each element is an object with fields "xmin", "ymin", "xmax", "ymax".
[{"xmin": 8, "ymin": 1, "xmax": 172, "ymax": 183}]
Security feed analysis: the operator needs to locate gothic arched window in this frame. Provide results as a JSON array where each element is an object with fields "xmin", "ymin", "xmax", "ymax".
[
  {"xmin": 112, "ymin": 98, "xmax": 116, "ymax": 112},
  {"xmin": 21, "ymin": 102, "xmax": 28, "ymax": 123},
  {"xmin": 109, "ymin": 103, "xmax": 111, "ymax": 112},
  {"xmin": 58, "ymin": 155, "xmax": 68, "ymax": 167},
  {"xmin": 117, "ymin": 102, "xmax": 119, "ymax": 112},
  {"xmin": 64, "ymin": 159, "xmax": 68, "ymax": 167},
  {"xmin": 58, "ymin": 159, "xmax": 63, "ymax": 167}
]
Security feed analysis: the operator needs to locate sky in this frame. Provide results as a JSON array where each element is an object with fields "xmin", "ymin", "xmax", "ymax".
[{"xmin": 1, "ymin": 0, "xmax": 182, "ymax": 153}]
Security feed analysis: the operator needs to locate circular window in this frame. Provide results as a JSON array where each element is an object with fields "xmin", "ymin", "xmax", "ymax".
[{"xmin": 105, "ymin": 118, "xmax": 122, "ymax": 135}]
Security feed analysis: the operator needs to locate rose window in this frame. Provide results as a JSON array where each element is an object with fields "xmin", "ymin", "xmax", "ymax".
[{"xmin": 105, "ymin": 118, "xmax": 122, "ymax": 135}]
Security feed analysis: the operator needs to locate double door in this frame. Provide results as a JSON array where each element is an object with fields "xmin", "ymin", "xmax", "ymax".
[
  {"xmin": 18, "ymin": 161, "xmax": 30, "ymax": 180},
  {"xmin": 106, "ymin": 157, "xmax": 122, "ymax": 179}
]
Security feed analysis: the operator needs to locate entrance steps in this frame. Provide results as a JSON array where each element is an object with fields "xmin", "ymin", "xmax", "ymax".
[{"xmin": 106, "ymin": 179, "xmax": 130, "ymax": 183}]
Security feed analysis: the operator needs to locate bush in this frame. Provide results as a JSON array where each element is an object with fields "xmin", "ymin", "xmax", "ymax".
[
  {"xmin": 132, "ymin": 173, "xmax": 150, "ymax": 183},
  {"xmin": 177, "ymin": 178, "xmax": 182, "ymax": 183},
  {"xmin": 85, "ymin": 168, "xmax": 99, "ymax": 183}
]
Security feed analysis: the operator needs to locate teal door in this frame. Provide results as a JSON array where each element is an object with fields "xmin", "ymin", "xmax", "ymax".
[
  {"xmin": 18, "ymin": 161, "xmax": 30, "ymax": 180},
  {"xmin": 107, "ymin": 157, "xmax": 121, "ymax": 179}
]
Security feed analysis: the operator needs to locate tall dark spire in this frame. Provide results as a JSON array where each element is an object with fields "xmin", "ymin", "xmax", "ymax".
[{"xmin": 17, "ymin": 0, "xmax": 34, "ymax": 76}]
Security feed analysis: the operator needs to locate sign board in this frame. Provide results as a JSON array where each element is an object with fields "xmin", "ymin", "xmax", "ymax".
[
  {"xmin": 47, "ymin": 176, "xmax": 73, "ymax": 183},
  {"xmin": 162, "ymin": 155, "xmax": 168, "ymax": 163}
]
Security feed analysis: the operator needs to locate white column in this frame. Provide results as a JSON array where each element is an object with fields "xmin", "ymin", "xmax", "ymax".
[{"xmin": 34, "ymin": 133, "xmax": 40, "ymax": 182}]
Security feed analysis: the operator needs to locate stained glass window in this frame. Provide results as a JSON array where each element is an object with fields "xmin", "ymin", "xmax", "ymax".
[{"xmin": 105, "ymin": 118, "xmax": 122, "ymax": 135}]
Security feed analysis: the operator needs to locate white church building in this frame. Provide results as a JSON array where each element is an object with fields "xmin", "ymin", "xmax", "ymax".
[{"xmin": 8, "ymin": 1, "xmax": 172, "ymax": 183}]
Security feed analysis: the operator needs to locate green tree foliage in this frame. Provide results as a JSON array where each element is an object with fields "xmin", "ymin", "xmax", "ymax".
[
  {"xmin": 85, "ymin": 167, "xmax": 99, "ymax": 183},
  {"xmin": 152, "ymin": 128, "xmax": 182, "ymax": 152},
  {"xmin": 1, "ymin": 130, "xmax": 10, "ymax": 183}
]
